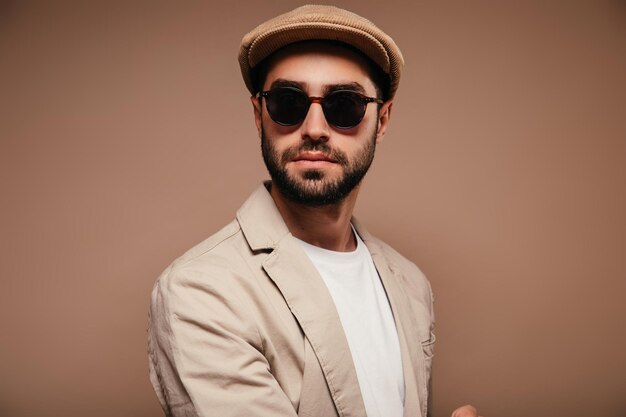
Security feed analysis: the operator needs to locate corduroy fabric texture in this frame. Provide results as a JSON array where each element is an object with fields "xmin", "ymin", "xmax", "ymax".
[{"xmin": 239, "ymin": 4, "xmax": 404, "ymax": 99}]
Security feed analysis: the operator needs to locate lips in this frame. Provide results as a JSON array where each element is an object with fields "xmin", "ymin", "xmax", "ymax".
[{"xmin": 293, "ymin": 152, "xmax": 337, "ymax": 163}]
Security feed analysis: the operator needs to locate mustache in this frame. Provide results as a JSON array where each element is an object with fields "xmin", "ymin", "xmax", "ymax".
[{"xmin": 281, "ymin": 141, "xmax": 349, "ymax": 165}]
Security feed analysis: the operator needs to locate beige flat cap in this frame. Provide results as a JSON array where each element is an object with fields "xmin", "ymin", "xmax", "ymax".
[{"xmin": 238, "ymin": 4, "xmax": 404, "ymax": 99}]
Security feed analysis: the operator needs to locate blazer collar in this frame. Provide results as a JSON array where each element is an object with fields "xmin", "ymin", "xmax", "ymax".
[{"xmin": 236, "ymin": 182, "xmax": 290, "ymax": 251}]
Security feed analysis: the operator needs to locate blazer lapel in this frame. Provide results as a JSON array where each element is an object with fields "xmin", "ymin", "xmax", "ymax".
[{"xmin": 262, "ymin": 237, "xmax": 367, "ymax": 417}]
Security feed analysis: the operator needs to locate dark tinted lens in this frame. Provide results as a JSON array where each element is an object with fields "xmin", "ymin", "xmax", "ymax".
[
  {"xmin": 265, "ymin": 87, "xmax": 310, "ymax": 126},
  {"xmin": 322, "ymin": 91, "xmax": 366, "ymax": 129}
]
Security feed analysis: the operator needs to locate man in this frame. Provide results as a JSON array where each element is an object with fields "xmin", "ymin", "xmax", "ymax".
[{"xmin": 148, "ymin": 5, "xmax": 480, "ymax": 417}]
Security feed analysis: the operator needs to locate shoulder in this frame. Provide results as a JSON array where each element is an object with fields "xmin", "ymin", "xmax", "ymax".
[
  {"xmin": 170, "ymin": 219, "xmax": 243, "ymax": 271},
  {"xmin": 149, "ymin": 218, "xmax": 264, "ymax": 339},
  {"xmin": 151, "ymin": 219, "xmax": 256, "ymax": 313}
]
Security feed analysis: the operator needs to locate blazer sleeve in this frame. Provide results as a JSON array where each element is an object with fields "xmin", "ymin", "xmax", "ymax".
[{"xmin": 148, "ymin": 264, "xmax": 299, "ymax": 417}]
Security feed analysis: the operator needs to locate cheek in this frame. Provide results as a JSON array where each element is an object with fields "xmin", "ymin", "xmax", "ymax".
[
  {"xmin": 262, "ymin": 128, "xmax": 301, "ymax": 159},
  {"xmin": 262, "ymin": 111, "xmax": 301, "ymax": 139}
]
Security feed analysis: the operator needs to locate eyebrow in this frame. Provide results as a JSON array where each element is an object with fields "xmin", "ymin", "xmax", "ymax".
[
  {"xmin": 268, "ymin": 79, "xmax": 307, "ymax": 90},
  {"xmin": 268, "ymin": 79, "xmax": 368, "ymax": 96},
  {"xmin": 324, "ymin": 82, "xmax": 367, "ymax": 95}
]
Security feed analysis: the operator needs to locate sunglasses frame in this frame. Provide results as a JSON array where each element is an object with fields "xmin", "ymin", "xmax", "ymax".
[{"xmin": 258, "ymin": 86, "xmax": 384, "ymax": 129}]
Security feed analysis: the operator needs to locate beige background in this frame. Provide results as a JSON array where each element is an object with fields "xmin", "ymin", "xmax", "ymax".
[{"xmin": 1, "ymin": 1, "xmax": 625, "ymax": 416}]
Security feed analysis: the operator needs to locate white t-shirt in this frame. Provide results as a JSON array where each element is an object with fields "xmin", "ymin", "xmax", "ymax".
[{"xmin": 295, "ymin": 231, "xmax": 405, "ymax": 417}]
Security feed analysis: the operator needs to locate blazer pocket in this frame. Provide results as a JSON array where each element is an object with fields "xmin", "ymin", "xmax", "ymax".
[
  {"xmin": 421, "ymin": 332, "xmax": 436, "ymax": 359},
  {"xmin": 420, "ymin": 332, "xmax": 436, "ymax": 417},
  {"xmin": 421, "ymin": 332, "xmax": 436, "ymax": 379}
]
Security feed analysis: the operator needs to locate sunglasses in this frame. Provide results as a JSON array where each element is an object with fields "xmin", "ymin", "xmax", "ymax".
[{"xmin": 258, "ymin": 86, "xmax": 383, "ymax": 129}]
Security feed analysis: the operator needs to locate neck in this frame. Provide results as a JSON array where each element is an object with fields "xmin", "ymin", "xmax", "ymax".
[{"xmin": 269, "ymin": 182, "xmax": 360, "ymax": 252}]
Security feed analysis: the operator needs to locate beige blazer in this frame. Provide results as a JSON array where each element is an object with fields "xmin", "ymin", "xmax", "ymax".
[{"xmin": 148, "ymin": 184, "xmax": 435, "ymax": 417}]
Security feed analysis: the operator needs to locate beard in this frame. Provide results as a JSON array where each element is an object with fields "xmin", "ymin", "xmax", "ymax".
[{"xmin": 261, "ymin": 126, "xmax": 377, "ymax": 206}]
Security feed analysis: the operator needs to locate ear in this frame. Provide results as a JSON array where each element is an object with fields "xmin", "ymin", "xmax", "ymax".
[
  {"xmin": 375, "ymin": 100, "xmax": 393, "ymax": 144},
  {"xmin": 251, "ymin": 95, "xmax": 262, "ymax": 138}
]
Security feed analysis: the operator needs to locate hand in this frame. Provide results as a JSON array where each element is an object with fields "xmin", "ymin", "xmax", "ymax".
[{"xmin": 451, "ymin": 404, "xmax": 483, "ymax": 417}]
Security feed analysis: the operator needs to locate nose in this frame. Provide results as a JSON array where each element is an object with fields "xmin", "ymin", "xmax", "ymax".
[{"xmin": 301, "ymin": 101, "xmax": 330, "ymax": 142}]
